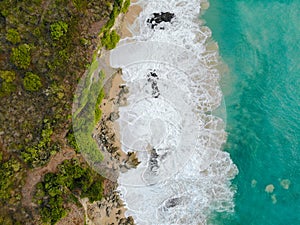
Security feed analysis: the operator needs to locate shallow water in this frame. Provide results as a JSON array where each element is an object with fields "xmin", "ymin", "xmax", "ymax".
[{"xmin": 203, "ymin": 0, "xmax": 300, "ymax": 224}]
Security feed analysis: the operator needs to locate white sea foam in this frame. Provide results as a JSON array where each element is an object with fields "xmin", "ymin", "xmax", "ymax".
[{"xmin": 109, "ymin": 0, "xmax": 238, "ymax": 224}]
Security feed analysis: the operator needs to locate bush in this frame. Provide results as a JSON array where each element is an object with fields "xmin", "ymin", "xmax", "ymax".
[
  {"xmin": 23, "ymin": 72, "xmax": 42, "ymax": 91},
  {"xmin": 35, "ymin": 159, "xmax": 105, "ymax": 223},
  {"xmin": 0, "ymin": 71, "xmax": 15, "ymax": 83},
  {"xmin": 0, "ymin": 158, "xmax": 23, "ymax": 202},
  {"xmin": 101, "ymin": 30, "xmax": 120, "ymax": 50},
  {"xmin": 122, "ymin": 0, "xmax": 130, "ymax": 13},
  {"xmin": 50, "ymin": 21, "xmax": 68, "ymax": 41},
  {"xmin": 11, "ymin": 44, "xmax": 31, "ymax": 69},
  {"xmin": 6, "ymin": 29, "xmax": 21, "ymax": 44},
  {"xmin": 21, "ymin": 120, "xmax": 55, "ymax": 167},
  {"xmin": 72, "ymin": 0, "xmax": 87, "ymax": 10},
  {"xmin": 66, "ymin": 130, "xmax": 80, "ymax": 153},
  {"xmin": 0, "ymin": 82, "xmax": 16, "ymax": 97},
  {"xmin": 0, "ymin": 70, "xmax": 16, "ymax": 96}
]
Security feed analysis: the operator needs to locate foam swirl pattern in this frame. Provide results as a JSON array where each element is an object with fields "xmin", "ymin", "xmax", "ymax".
[{"xmin": 110, "ymin": 0, "xmax": 238, "ymax": 224}]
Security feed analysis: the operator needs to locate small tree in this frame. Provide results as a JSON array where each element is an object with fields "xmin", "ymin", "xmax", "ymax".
[
  {"xmin": 6, "ymin": 29, "xmax": 21, "ymax": 44},
  {"xmin": 101, "ymin": 30, "xmax": 120, "ymax": 50},
  {"xmin": 11, "ymin": 44, "xmax": 31, "ymax": 69},
  {"xmin": 50, "ymin": 21, "xmax": 68, "ymax": 41},
  {"xmin": 23, "ymin": 72, "xmax": 42, "ymax": 91}
]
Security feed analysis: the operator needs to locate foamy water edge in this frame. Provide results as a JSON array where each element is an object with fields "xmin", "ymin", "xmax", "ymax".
[{"xmin": 110, "ymin": 1, "xmax": 238, "ymax": 224}]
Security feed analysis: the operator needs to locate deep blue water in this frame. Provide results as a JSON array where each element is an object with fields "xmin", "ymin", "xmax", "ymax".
[{"xmin": 203, "ymin": 0, "xmax": 300, "ymax": 224}]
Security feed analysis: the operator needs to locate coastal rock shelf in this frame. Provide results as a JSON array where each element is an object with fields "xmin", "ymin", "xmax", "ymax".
[{"xmin": 108, "ymin": 0, "xmax": 238, "ymax": 224}]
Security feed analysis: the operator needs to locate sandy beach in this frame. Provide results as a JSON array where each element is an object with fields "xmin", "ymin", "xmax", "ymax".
[{"xmin": 115, "ymin": 0, "xmax": 143, "ymax": 39}]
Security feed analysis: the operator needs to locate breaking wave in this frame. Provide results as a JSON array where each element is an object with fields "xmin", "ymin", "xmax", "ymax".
[{"xmin": 109, "ymin": 0, "xmax": 238, "ymax": 224}]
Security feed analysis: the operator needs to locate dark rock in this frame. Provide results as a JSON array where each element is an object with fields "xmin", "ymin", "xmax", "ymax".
[
  {"xmin": 109, "ymin": 112, "xmax": 119, "ymax": 121},
  {"xmin": 147, "ymin": 12, "xmax": 175, "ymax": 29},
  {"xmin": 165, "ymin": 197, "xmax": 181, "ymax": 208},
  {"xmin": 147, "ymin": 71, "xmax": 160, "ymax": 98}
]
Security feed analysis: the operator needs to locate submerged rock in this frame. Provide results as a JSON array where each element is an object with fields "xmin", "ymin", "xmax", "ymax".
[
  {"xmin": 147, "ymin": 71, "xmax": 160, "ymax": 98},
  {"xmin": 165, "ymin": 197, "xmax": 182, "ymax": 208}
]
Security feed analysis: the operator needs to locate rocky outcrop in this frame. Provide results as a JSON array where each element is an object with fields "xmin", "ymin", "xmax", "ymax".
[{"xmin": 147, "ymin": 12, "xmax": 175, "ymax": 29}]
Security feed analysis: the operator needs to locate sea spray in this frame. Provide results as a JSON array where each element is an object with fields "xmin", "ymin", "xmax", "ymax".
[{"xmin": 109, "ymin": 0, "xmax": 238, "ymax": 224}]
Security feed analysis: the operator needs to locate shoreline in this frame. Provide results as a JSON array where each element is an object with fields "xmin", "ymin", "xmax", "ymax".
[
  {"xmin": 82, "ymin": 2, "xmax": 143, "ymax": 224},
  {"xmin": 108, "ymin": 0, "xmax": 238, "ymax": 224}
]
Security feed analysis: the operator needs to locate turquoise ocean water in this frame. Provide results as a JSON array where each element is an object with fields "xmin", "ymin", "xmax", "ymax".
[{"xmin": 203, "ymin": 0, "xmax": 300, "ymax": 224}]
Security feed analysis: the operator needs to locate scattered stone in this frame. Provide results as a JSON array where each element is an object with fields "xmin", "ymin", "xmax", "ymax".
[
  {"xmin": 271, "ymin": 194, "xmax": 277, "ymax": 204},
  {"xmin": 109, "ymin": 112, "xmax": 119, "ymax": 121},
  {"xmin": 265, "ymin": 184, "xmax": 275, "ymax": 193},
  {"xmin": 147, "ymin": 71, "xmax": 160, "ymax": 98},
  {"xmin": 251, "ymin": 179, "xmax": 257, "ymax": 188},
  {"xmin": 106, "ymin": 206, "xmax": 111, "ymax": 217},
  {"xmin": 280, "ymin": 179, "xmax": 291, "ymax": 190}
]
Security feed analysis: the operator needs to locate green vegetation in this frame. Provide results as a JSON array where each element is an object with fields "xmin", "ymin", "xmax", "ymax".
[
  {"xmin": 72, "ymin": 0, "xmax": 88, "ymax": 10},
  {"xmin": 50, "ymin": 21, "xmax": 68, "ymax": 41},
  {"xmin": 35, "ymin": 159, "xmax": 104, "ymax": 224},
  {"xmin": 0, "ymin": 157, "xmax": 23, "ymax": 201},
  {"xmin": 101, "ymin": 30, "xmax": 120, "ymax": 50},
  {"xmin": 0, "ymin": 0, "xmax": 125, "ymax": 223},
  {"xmin": 23, "ymin": 72, "xmax": 42, "ymax": 91},
  {"xmin": 66, "ymin": 130, "xmax": 80, "ymax": 153},
  {"xmin": 100, "ymin": 0, "xmax": 124, "ymax": 49},
  {"xmin": 0, "ymin": 82, "xmax": 16, "ymax": 97},
  {"xmin": 122, "ymin": 0, "xmax": 130, "ymax": 13},
  {"xmin": 21, "ymin": 120, "xmax": 59, "ymax": 167},
  {"xmin": 0, "ymin": 71, "xmax": 16, "ymax": 83},
  {"xmin": 0, "ymin": 71, "xmax": 16, "ymax": 96},
  {"xmin": 73, "ymin": 65, "xmax": 106, "ymax": 164},
  {"xmin": 6, "ymin": 29, "xmax": 21, "ymax": 44},
  {"xmin": 0, "ymin": 155, "xmax": 25, "ymax": 221},
  {"xmin": 95, "ymin": 87, "xmax": 105, "ymax": 123},
  {"xmin": 11, "ymin": 44, "xmax": 31, "ymax": 69}
]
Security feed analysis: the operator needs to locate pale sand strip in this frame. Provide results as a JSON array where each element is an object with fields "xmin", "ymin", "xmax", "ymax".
[{"xmin": 114, "ymin": 1, "xmax": 143, "ymax": 39}]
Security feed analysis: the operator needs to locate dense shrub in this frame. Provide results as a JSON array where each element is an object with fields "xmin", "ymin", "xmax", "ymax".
[
  {"xmin": 11, "ymin": 44, "xmax": 31, "ymax": 69},
  {"xmin": 35, "ymin": 159, "xmax": 105, "ymax": 224},
  {"xmin": 23, "ymin": 72, "xmax": 42, "ymax": 91},
  {"xmin": 101, "ymin": 30, "xmax": 120, "ymax": 50},
  {"xmin": 21, "ymin": 120, "xmax": 57, "ymax": 167},
  {"xmin": 0, "ymin": 71, "xmax": 15, "ymax": 83},
  {"xmin": 66, "ymin": 130, "xmax": 80, "ymax": 153},
  {"xmin": 50, "ymin": 21, "xmax": 68, "ymax": 41},
  {"xmin": 72, "ymin": 0, "xmax": 88, "ymax": 10},
  {"xmin": 0, "ymin": 82, "xmax": 16, "ymax": 97},
  {"xmin": 0, "ymin": 157, "xmax": 23, "ymax": 201},
  {"xmin": 122, "ymin": 0, "xmax": 130, "ymax": 13},
  {"xmin": 6, "ymin": 29, "xmax": 21, "ymax": 44}
]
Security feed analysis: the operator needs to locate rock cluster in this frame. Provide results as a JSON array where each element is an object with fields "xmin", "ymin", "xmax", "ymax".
[
  {"xmin": 147, "ymin": 12, "xmax": 175, "ymax": 29},
  {"xmin": 85, "ymin": 190, "xmax": 135, "ymax": 225}
]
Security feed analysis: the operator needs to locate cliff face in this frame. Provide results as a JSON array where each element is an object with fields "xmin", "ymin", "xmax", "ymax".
[{"xmin": 0, "ymin": 0, "xmax": 128, "ymax": 224}]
